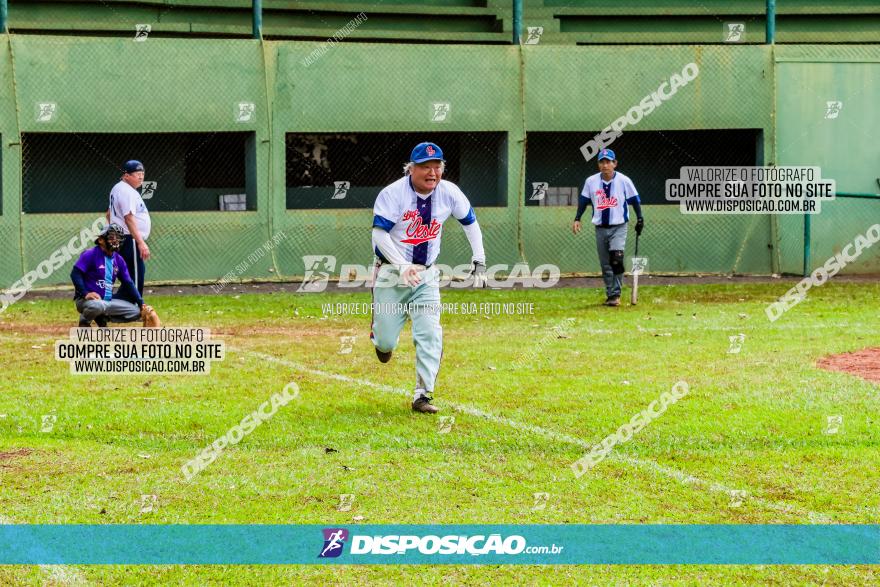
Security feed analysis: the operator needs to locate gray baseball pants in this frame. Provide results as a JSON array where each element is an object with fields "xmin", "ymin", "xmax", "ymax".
[
  {"xmin": 76, "ymin": 298, "xmax": 141, "ymax": 323},
  {"xmin": 595, "ymin": 224, "xmax": 628, "ymax": 298}
]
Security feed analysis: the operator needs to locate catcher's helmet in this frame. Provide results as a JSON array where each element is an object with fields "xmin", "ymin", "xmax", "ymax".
[{"xmin": 95, "ymin": 223, "xmax": 125, "ymax": 251}]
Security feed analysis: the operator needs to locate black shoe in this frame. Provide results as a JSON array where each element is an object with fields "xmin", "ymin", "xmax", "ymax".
[
  {"xmin": 605, "ymin": 296, "xmax": 621, "ymax": 307},
  {"xmin": 95, "ymin": 317, "xmax": 108, "ymax": 328},
  {"xmin": 375, "ymin": 347, "xmax": 392, "ymax": 363},
  {"xmin": 78, "ymin": 319, "xmax": 91, "ymax": 327},
  {"xmin": 411, "ymin": 396, "xmax": 439, "ymax": 414}
]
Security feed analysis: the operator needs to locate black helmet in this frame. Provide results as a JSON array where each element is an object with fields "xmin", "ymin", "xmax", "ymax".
[{"xmin": 95, "ymin": 223, "xmax": 125, "ymax": 251}]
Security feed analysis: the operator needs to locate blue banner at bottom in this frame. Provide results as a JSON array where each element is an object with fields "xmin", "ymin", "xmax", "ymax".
[{"xmin": 0, "ymin": 525, "xmax": 877, "ymax": 565}]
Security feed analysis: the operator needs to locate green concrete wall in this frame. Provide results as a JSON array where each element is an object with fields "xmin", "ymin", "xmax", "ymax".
[
  {"xmin": 774, "ymin": 45, "xmax": 880, "ymax": 275},
  {"xmin": 0, "ymin": 35, "xmax": 877, "ymax": 289},
  {"xmin": 0, "ymin": 36, "xmax": 22, "ymax": 286}
]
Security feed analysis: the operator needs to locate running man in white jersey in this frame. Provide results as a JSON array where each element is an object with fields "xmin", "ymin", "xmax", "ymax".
[
  {"xmin": 572, "ymin": 149, "xmax": 644, "ymax": 306},
  {"xmin": 371, "ymin": 142, "xmax": 487, "ymax": 414}
]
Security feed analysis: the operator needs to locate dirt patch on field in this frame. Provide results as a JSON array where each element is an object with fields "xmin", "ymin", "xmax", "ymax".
[
  {"xmin": 0, "ymin": 322, "xmax": 69, "ymax": 336},
  {"xmin": 215, "ymin": 325, "xmax": 336, "ymax": 338},
  {"xmin": 818, "ymin": 348, "xmax": 880, "ymax": 384},
  {"xmin": 0, "ymin": 448, "xmax": 33, "ymax": 461}
]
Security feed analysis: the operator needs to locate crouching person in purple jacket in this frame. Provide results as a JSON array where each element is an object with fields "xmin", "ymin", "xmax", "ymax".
[{"xmin": 70, "ymin": 223, "xmax": 149, "ymax": 327}]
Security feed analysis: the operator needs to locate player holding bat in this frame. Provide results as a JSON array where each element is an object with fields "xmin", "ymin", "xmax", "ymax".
[
  {"xmin": 572, "ymin": 148, "xmax": 644, "ymax": 306},
  {"xmin": 370, "ymin": 142, "xmax": 487, "ymax": 414}
]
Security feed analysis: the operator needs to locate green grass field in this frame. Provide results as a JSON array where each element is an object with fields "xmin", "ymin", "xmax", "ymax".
[{"xmin": 0, "ymin": 280, "xmax": 878, "ymax": 585}]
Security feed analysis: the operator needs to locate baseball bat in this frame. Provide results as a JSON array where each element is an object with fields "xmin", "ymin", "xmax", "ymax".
[{"xmin": 630, "ymin": 233, "xmax": 640, "ymax": 305}]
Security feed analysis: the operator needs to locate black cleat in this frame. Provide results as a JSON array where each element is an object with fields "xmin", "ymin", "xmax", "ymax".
[
  {"xmin": 605, "ymin": 296, "xmax": 621, "ymax": 307},
  {"xmin": 375, "ymin": 347, "xmax": 392, "ymax": 363},
  {"xmin": 411, "ymin": 396, "xmax": 439, "ymax": 414},
  {"xmin": 95, "ymin": 317, "xmax": 108, "ymax": 328},
  {"xmin": 78, "ymin": 319, "xmax": 91, "ymax": 328}
]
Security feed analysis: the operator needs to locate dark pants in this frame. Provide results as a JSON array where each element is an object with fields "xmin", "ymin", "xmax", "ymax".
[{"xmin": 118, "ymin": 235, "xmax": 145, "ymax": 303}]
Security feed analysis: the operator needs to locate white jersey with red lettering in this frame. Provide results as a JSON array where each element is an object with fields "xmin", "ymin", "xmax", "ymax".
[
  {"xmin": 581, "ymin": 171, "xmax": 639, "ymax": 226},
  {"xmin": 372, "ymin": 176, "xmax": 477, "ymax": 266}
]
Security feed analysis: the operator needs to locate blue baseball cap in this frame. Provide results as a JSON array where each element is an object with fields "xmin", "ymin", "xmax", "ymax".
[
  {"xmin": 410, "ymin": 142, "xmax": 445, "ymax": 164},
  {"xmin": 598, "ymin": 149, "xmax": 616, "ymax": 161},
  {"xmin": 123, "ymin": 160, "xmax": 144, "ymax": 174}
]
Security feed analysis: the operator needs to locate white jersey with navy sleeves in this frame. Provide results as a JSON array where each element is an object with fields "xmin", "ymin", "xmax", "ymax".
[
  {"xmin": 580, "ymin": 171, "xmax": 640, "ymax": 226},
  {"xmin": 372, "ymin": 176, "xmax": 477, "ymax": 267}
]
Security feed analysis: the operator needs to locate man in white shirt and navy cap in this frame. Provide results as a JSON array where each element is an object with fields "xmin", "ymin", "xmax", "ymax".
[{"xmin": 107, "ymin": 160, "xmax": 152, "ymax": 304}]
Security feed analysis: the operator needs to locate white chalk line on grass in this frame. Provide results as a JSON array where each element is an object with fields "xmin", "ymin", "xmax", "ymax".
[
  {"xmin": 243, "ymin": 349, "xmax": 833, "ymax": 524},
  {"xmin": 0, "ymin": 515, "xmax": 88, "ymax": 586},
  {"xmin": 627, "ymin": 322, "xmax": 876, "ymax": 335}
]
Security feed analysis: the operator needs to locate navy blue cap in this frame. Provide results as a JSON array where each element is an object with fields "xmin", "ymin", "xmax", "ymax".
[
  {"xmin": 410, "ymin": 142, "xmax": 445, "ymax": 164},
  {"xmin": 123, "ymin": 160, "xmax": 144, "ymax": 174},
  {"xmin": 598, "ymin": 149, "xmax": 616, "ymax": 161}
]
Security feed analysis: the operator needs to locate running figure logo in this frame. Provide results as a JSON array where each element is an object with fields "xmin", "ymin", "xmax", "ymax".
[
  {"xmin": 530, "ymin": 182, "xmax": 548, "ymax": 201},
  {"xmin": 525, "ymin": 27, "xmax": 544, "ymax": 45},
  {"xmin": 338, "ymin": 335, "xmax": 356, "ymax": 354},
  {"xmin": 141, "ymin": 181, "xmax": 157, "ymax": 200},
  {"xmin": 298, "ymin": 255, "xmax": 336, "ymax": 293},
  {"xmin": 236, "ymin": 102, "xmax": 255, "ymax": 123},
  {"xmin": 824, "ymin": 415, "xmax": 842, "ymax": 435},
  {"xmin": 36, "ymin": 103, "xmax": 57, "ymax": 123},
  {"xmin": 431, "ymin": 103, "xmax": 450, "ymax": 122},
  {"xmin": 332, "ymin": 181, "xmax": 350, "ymax": 200},
  {"xmin": 727, "ymin": 333, "xmax": 746, "ymax": 354},
  {"xmin": 631, "ymin": 257, "xmax": 648, "ymax": 275},
  {"xmin": 824, "ymin": 101, "xmax": 842, "ymax": 119},
  {"xmin": 40, "ymin": 414, "xmax": 57, "ymax": 433},
  {"xmin": 134, "ymin": 24, "xmax": 151, "ymax": 41},
  {"xmin": 319, "ymin": 528, "xmax": 349, "ymax": 558},
  {"xmin": 724, "ymin": 23, "xmax": 745, "ymax": 42}
]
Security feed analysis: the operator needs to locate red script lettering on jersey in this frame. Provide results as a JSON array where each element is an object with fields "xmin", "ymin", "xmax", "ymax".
[
  {"xmin": 400, "ymin": 211, "xmax": 441, "ymax": 245},
  {"xmin": 595, "ymin": 189, "xmax": 618, "ymax": 210}
]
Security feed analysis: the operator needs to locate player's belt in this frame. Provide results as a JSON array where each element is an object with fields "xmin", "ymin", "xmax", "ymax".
[
  {"xmin": 376, "ymin": 257, "xmax": 434, "ymax": 271},
  {"xmin": 378, "ymin": 261, "xmax": 433, "ymax": 269},
  {"xmin": 596, "ymin": 223, "xmax": 625, "ymax": 228}
]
